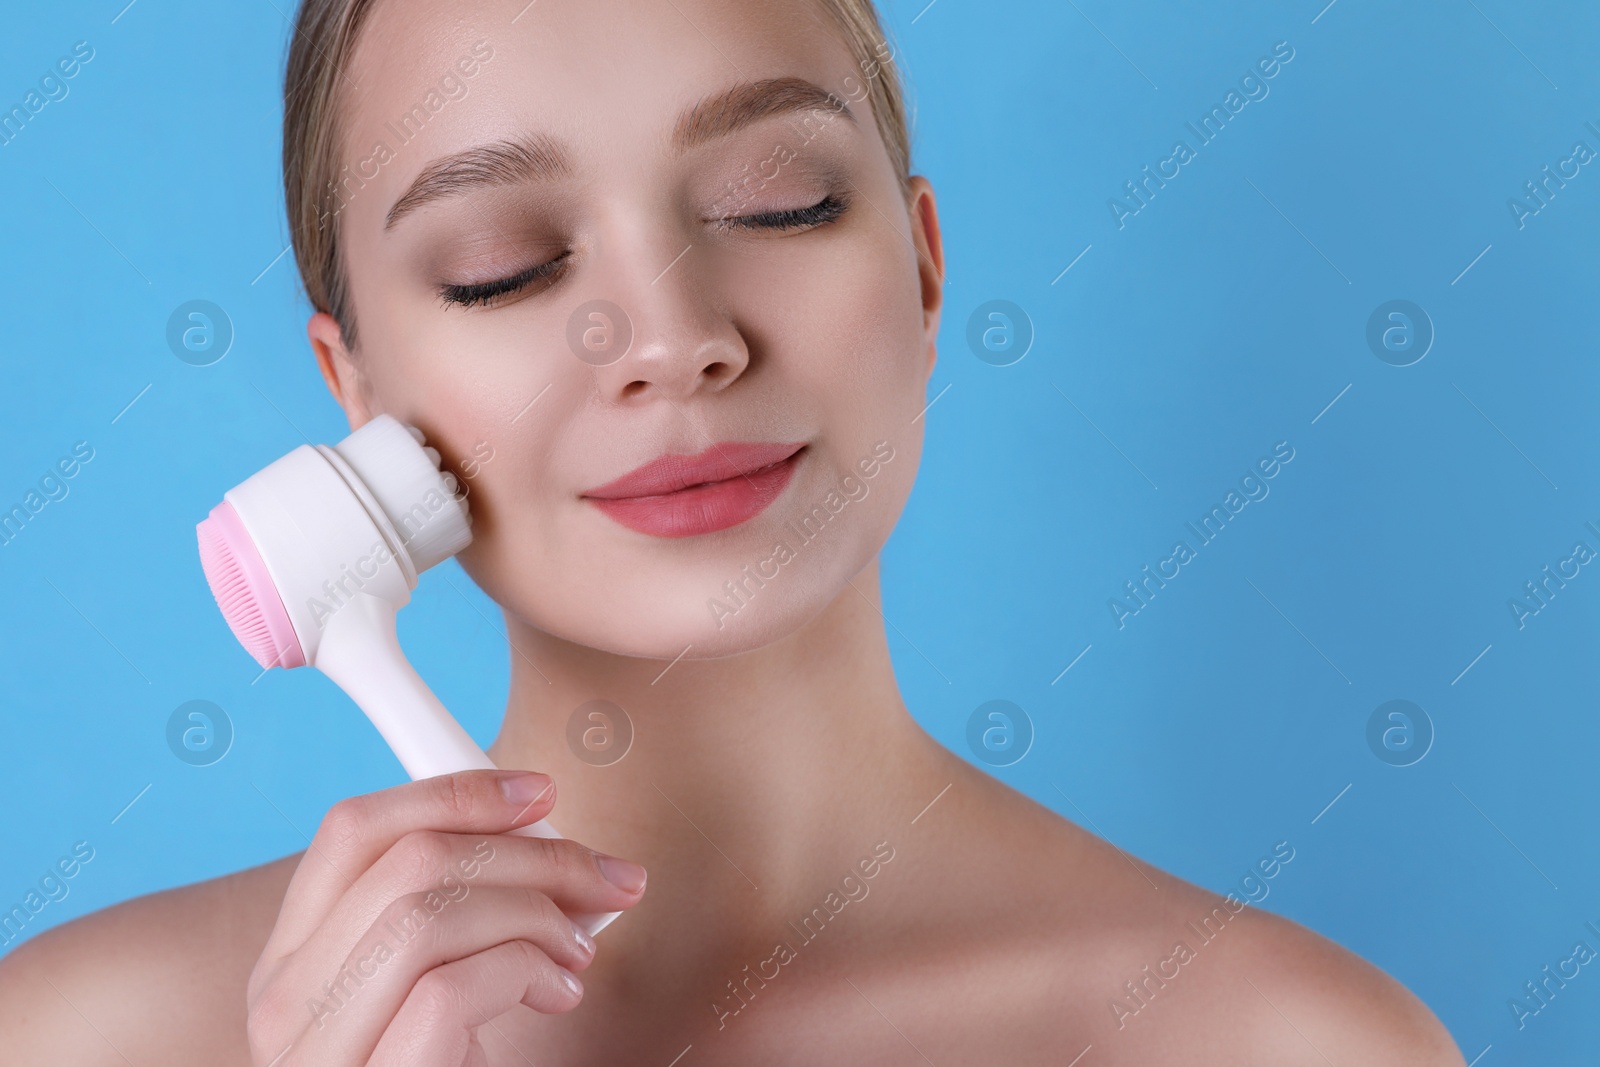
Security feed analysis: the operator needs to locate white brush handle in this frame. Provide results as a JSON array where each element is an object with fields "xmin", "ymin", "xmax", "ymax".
[{"xmin": 312, "ymin": 592, "xmax": 621, "ymax": 937}]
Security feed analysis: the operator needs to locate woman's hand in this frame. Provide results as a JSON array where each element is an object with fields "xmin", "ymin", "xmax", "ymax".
[{"xmin": 244, "ymin": 769, "xmax": 647, "ymax": 1065}]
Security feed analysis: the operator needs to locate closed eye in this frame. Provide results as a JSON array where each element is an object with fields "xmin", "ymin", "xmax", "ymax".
[
  {"xmin": 439, "ymin": 251, "xmax": 571, "ymax": 308},
  {"xmin": 716, "ymin": 193, "xmax": 849, "ymax": 232}
]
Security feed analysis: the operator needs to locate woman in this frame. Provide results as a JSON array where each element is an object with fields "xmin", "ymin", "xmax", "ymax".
[{"xmin": 0, "ymin": 0, "xmax": 1466, "ymax": 1062}]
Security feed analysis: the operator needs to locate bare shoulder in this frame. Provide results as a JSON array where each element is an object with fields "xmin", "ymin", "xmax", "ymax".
[
  {"xmin": 1036, "ymin": 821, "xmax": 1465, "ymax": 1064},
  {"xmin": 911, "ymin": 768, "xmax": 1466, "ymax": 1066},
  {"xmin": 1188, "ymin": 899, "xmax": 1468, "ymax": 1066},
  {"xmin": 0, "ymin": 851, "xmax": 301, "ymax": 1067}
]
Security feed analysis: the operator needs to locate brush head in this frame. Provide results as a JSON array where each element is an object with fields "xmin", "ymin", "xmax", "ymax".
[
  {"xmin": 196, "ymin": 414, "xmax": 472, "ymax": 670},
  {"xmin": 197, "ymin": 499, "xmax": 307, "ymax": 670},
  {"xmin": 331, "ymin": 415, "xmax": 473, "ymax": 574}
]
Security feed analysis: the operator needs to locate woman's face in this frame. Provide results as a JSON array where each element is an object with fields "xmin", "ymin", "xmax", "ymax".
[{"xmin": 317, "ymin": 0, "xmax": 943, "ymax": 659}]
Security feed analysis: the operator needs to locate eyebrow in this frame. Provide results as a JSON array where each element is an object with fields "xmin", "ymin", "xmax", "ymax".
[
  {"xmin": 673, "ymin": 75, "xmax": 855, "ymax": 152},
  {"xmin": 384, "ymin": 76, "xmax": 856, "ymax": 231}
]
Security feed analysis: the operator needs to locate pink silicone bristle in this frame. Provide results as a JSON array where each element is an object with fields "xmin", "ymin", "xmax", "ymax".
[{"xmin": 196, "ymin": 500, "xmax": 305, "ymax": 670}]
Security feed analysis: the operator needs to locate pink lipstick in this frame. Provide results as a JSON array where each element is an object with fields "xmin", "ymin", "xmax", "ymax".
[{"xmin": 583, "ymin": 441, "xmax": 806, "ymax": 538}]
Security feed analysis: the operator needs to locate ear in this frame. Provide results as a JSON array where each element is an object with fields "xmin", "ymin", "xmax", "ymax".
[
  {"xmin": 307, "ymin": 311, "xmax": 374, "ymax": 427},
  {"xmin": 906, "ymin": 175, "xmax": 945, "ymax": 384}
]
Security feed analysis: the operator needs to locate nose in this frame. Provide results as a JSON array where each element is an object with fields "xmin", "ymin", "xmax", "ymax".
[{"xmin": 585, "ymin": 241, "xmax": 750, "ymax": 405}]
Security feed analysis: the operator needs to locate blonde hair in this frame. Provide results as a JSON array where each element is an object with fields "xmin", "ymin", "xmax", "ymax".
[{"xmin": 282, "ymin": 0, "xmax": 913, "ymax": 349}]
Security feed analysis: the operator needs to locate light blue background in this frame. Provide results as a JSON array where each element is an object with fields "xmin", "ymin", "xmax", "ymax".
[{"xmin": 2, "ymin": 0, "xmax": 1596, "ymax": 1059}]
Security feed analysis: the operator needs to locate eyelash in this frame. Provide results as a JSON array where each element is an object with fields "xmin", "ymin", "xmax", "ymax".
[
  {"xmin": 439, "ymin": 252, "xmax": 571, "ymax": 309},
  {"xmin": 714, "ymin": 192, "xmax": 850, "ymax": 232},
  {"xmin": 437, "ymin": 193, "xmax": 850, "ymax": 308}
]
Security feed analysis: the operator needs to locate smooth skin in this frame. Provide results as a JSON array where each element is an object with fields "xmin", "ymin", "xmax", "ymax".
[{"xmin": 0, "ymin": 0, "xmax": 1466, "ymax": 1063}]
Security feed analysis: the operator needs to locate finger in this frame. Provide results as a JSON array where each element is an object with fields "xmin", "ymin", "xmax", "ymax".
[
  {"xmin": 276, "ymin": 830, "xmax": 646, "ymax": 996},
  {"xmin": 280, "ymin": 886, "xmax": 590, "ymax": 1066},
  {"xmin": 366, "ymin": 940, "xmax": 582, "ymax": 1067},
  {"xmin": 263, "ymin": 769, "xmax": 558, "ymax": 959}
]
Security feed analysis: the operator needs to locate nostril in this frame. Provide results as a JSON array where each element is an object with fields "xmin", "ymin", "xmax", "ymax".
[
  {"xmin": 621, "ymin": 380, "xmax": 650, "ymax": 400},
  {"xmin": 703, "ymin": 361, "xmax": 736, "ymax": 385}
]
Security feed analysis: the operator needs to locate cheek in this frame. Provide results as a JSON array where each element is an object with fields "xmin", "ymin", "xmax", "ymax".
[
  {"xmin": 828, "ymin": 258, "xmax": 924, "ymax": 392},
  {"xmin": 821, "ymin": 253, "xmax": 930, "ymax": 457},
  {"xmin": 347, "ymin": 265, "xmax": 582, "ymax": 472},
  {"xmin": 435, "ymin": 385, "xmax": 588, "ymax": 569},
  {"xmin": 724, "ymin": 227, "xmax": 927, "ymax": 425}
]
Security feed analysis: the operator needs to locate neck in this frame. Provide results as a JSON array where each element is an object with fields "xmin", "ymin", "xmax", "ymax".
[{"xmin": 485, "ymin": 556, "xmax": 956, "ymax": 951}]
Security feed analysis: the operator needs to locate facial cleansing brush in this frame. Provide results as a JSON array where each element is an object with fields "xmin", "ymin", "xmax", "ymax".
[{"xmin": 196, "ymin": 414, "xmax": 620, "ymax": 936}]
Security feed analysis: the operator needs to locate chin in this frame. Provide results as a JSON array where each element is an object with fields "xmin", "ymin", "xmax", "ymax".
[
  {"xmin": 464, "ymin": 509, "xmax": 891, "ymax": 662},
  {"xmin": 600, "ymin": 591, "xmax": 834, "ymax": 661},
  {"xmin": 487, "ymin": 546, "xmax": 858, "ymax": 661}
]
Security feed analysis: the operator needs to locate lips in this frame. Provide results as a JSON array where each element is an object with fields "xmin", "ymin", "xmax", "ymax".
[{"xmin": 583, "ymin": 441, "xmax": 806, "ymax": 538}]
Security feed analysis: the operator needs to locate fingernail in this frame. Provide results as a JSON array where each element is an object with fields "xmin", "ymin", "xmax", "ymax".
[
  {"xmin": 558, "ymin": 966, "xmax": 583, "ymax": 999},
  {"xmin": 572, "ymin": 923, "xmax": 596, "ymax": 958},
  {"xmin": 595, "ymin": 854, "xmax": 647, "ymax": 894},
  {"xmin": 500, "ymin": 772, "xmax": 553, "ymax": 807}
]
